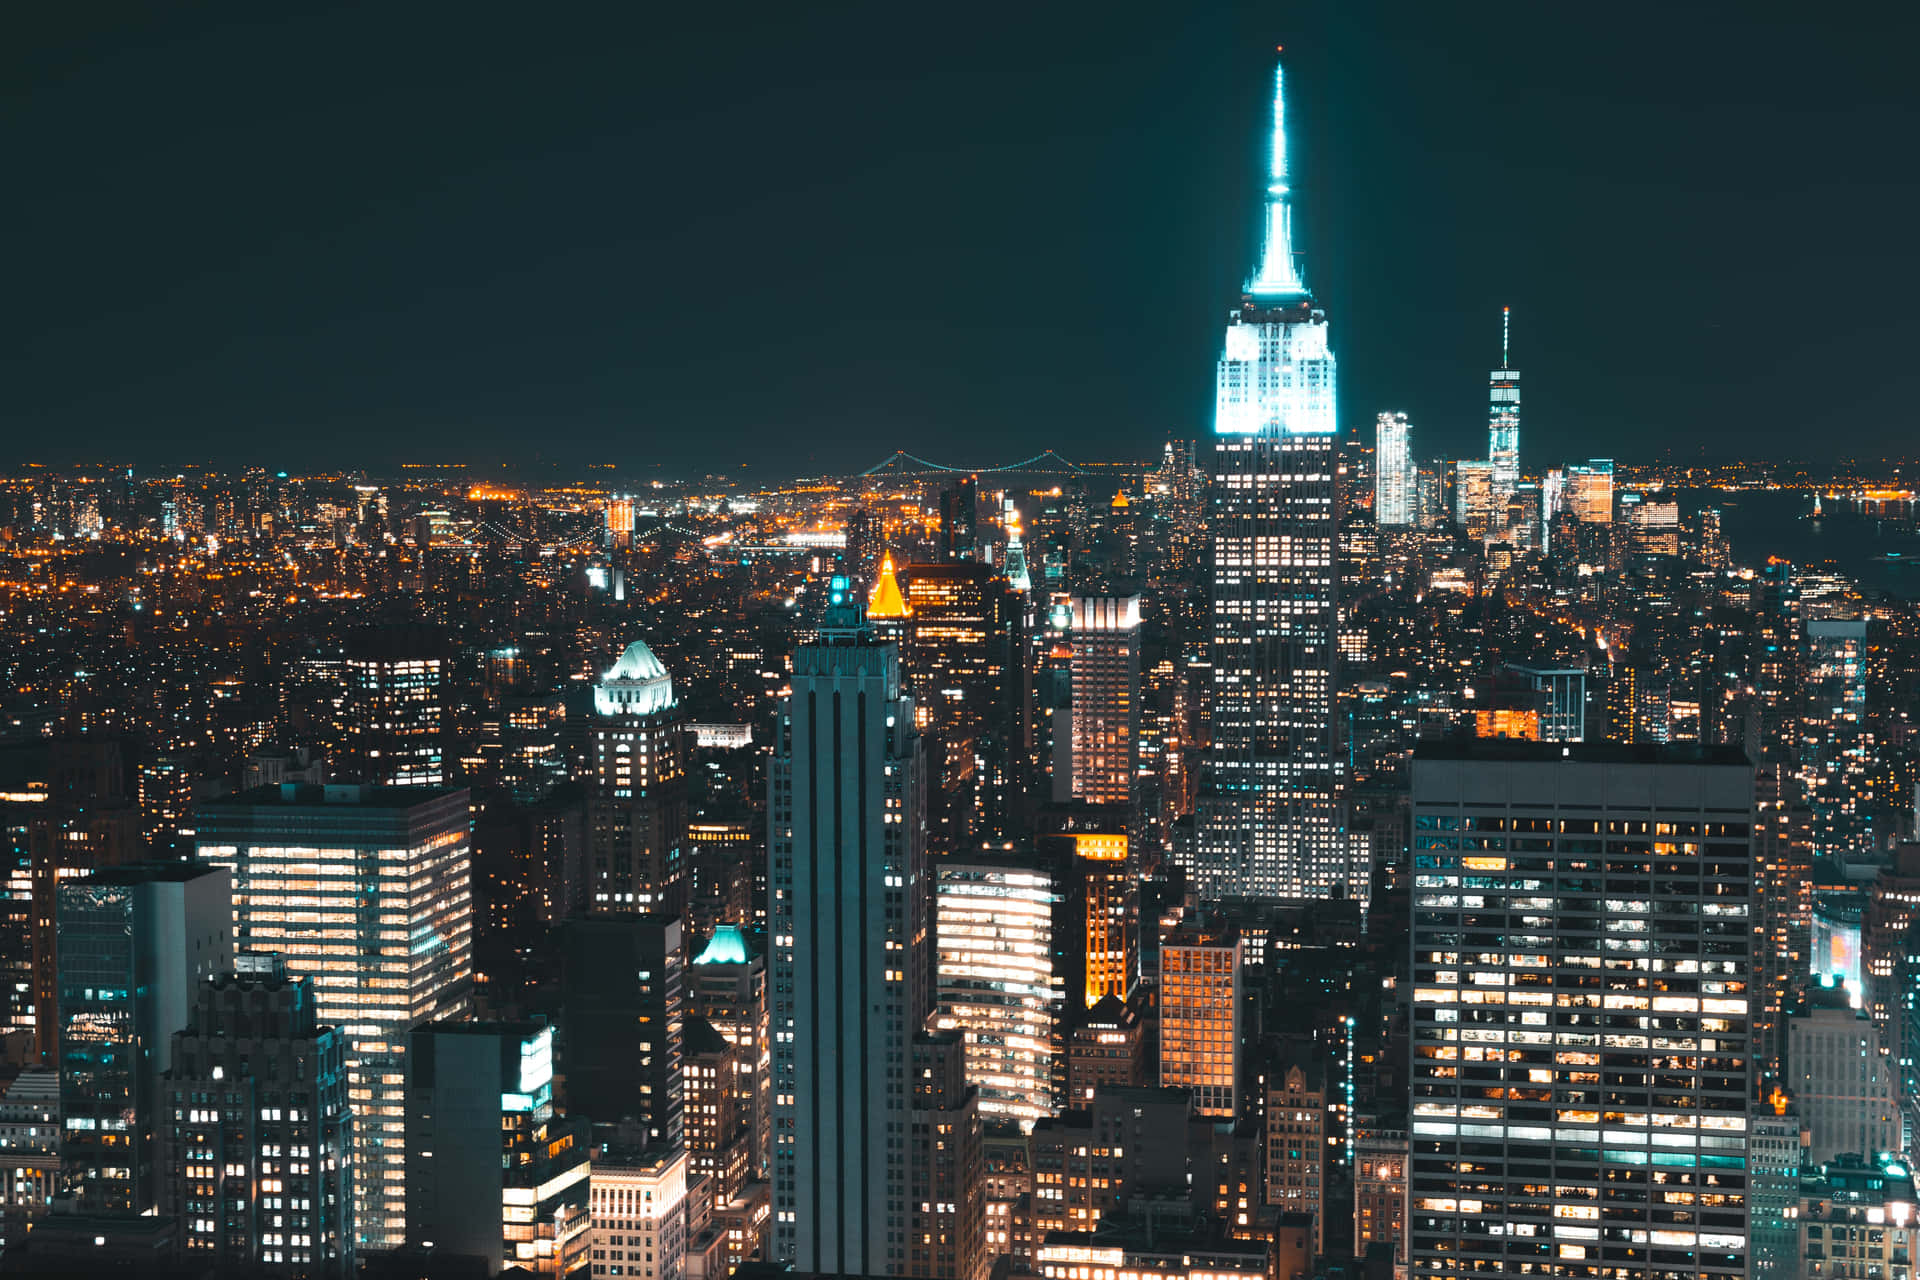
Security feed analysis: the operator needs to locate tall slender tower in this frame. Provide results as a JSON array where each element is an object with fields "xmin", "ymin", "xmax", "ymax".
[
  {"xmin": 1197, "ymin": 56, "xmax": 1352, "ymax": 902},
  {"xmin": 769, "ymin": 578, "xmax": 928, "ymax": 1273},
  {"xmin": 1374, "ymin": 411, "xmax": 1415, "ymax": 528},
  {"xmin": 1487, "ymin": 307, "xmax": 1520, "ymax": 499}
]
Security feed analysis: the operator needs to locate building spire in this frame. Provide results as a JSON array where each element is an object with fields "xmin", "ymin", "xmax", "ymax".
[
  {"xmin": 1502, "ymin": 306, "xmax": 1511, "ymax": 368},
  {"xmin": 1247, "ymin": 52, "xmax": 1308, "ymax": 300}
]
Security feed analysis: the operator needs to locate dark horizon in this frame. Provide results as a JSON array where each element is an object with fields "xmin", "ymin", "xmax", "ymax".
[{"xmin": 9, "ymin": 2, "xmax": 1920, "ymax": 474}]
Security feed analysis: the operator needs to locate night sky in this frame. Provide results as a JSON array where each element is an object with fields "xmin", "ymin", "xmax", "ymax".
[{"xmin": 9, "ymin": 2, "xmax": 1919, "ymax": 475}]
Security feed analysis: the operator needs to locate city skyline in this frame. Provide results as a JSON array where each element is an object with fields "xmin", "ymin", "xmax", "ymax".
[
  {"xmin": 11, "ymin": 4, "xmax": 1920, "ymax": 472},
  {"xmin": 7, "ymin": 16, "xmax": 1920, "ymax": 1280}
]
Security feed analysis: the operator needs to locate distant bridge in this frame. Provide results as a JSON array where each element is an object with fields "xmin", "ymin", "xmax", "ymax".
[{"xmin": 857, "ymin": 449, "xmax": 1091, "ymax": 479}]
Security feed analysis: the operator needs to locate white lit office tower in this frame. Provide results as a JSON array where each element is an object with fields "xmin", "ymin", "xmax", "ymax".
[
  {"xmin": 197, "ymin": 783, "xmax": 474, "ymax": 1250},
  {"xmin": 1374, "ymin": 412, "xmax": 1415, "ymax": 528},
  {"xmin": 1488, "ymin": 307, "xmax": 1520, "ymax": 502},
  {"xmin": 1198, "ymin": 55, "xmax": 1353, "ymax": 904},
  {"xmin": 934, "ymin": 855, "xmax": 1062, "ymax": 1129},
  {"xmin": 1409, "ymin": 741, "xmax": 1753, "ymax": 1280},
  {"xmin": 768, "ymin": 579, "xmax": 928, "ymax": 1273},
  {"xmin": 1066, "ymin": 593, "xmax": 1141, "ymax": 811},
  {"xmin": 341, "ymin": 626, "xmax": 447, "ymax": 786},
  {"xmin": 1454, "ymin": 460, "xmax": 1500, "ymax": 542}
]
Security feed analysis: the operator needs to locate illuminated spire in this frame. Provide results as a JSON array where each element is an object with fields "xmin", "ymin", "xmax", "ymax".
[
  {"xmin": 1502, "ymin": 306, "xmax": 1511, "ymax": 368},
  {"xmin": 867, "ymin": 552, "xmax": 910, "ymax": 619},
  {"xmin": 1246, "ymin": 53, "xmax": 1309, "ymax": 300}
]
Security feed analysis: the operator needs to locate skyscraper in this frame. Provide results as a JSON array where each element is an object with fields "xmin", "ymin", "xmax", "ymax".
[
  {"xmin": 56, "ymin": 863, "xmax": 233, "ymax": 1212},
  {"xmin": 769, "ymin": 587, "xmax": 928, "ymax": 1273},
  {"xmin": 1408, "ymin": 741, "xmax": 1752, "ymax": 1280},
  {"xmin": 1158, "ymin": 922, "xmax": 1242, "ymax": 1118},
  {"xmin": 158, "ymin": 955, "xmax": 354, "ymax": 1277},
  {"xmin": 340, "ymin": 625, "xmax": 447, "ymax": 787},
  {"xmin": 1487, "ymin": 307, "xmax": 1520, "ymax": 499},
  {"xmin": 1198, "ymin": 56, "xmax": 1351, "ymax": 904},
  {"xmin": 1565, "ymin": 460, "xmax": 1616, "ymax": 525},
  {"xmin": 405, "ymin": 1022, "xmax": 591, "ymax": 1275},
  {"xmin": 196, "ymin": 783, "xmax": 473, "ymax": 1249},
  {"xmin": 934, "ymin": 853, "xmax": 1063, "ymax": 1129},
  {"xmin": 560, "ymin": 913, "xmax": 684, "ymax": 1150},
  {"xmin": 1065, "ymin": 593, "xmax": 1141, "ymax": 811},
  {"xmin": 588, "ymin": 639, "xmax": 688, "ymax": 916},
  {"xmin": 1374, "ymin": 411, "xmax": 1415, "ymax": 528}
]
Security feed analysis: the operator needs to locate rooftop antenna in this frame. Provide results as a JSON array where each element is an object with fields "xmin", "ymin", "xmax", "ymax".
[{"xmin": 1502, "ymin": 306, "xmax": 1511, "ymax": 368}]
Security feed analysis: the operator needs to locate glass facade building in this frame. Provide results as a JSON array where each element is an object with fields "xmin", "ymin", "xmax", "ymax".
[
  {"xmin": 1375, "ymin": 411, "xmax": 1415, "ymax": 528},
  {"xmin": 196, "ymin": 783, "xmax": 472, "ymax": 1250}
]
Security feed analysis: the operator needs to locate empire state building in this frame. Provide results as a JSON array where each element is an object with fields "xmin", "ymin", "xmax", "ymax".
[{"xmin": 1194, "ymin": 57, "xmax": 1361, "ymax": 905}]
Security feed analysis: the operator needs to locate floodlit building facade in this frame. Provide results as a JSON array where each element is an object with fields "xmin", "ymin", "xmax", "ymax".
[{"xmin": 1198, "ymin": 56, "xmax": 1350, "ymax": 905}]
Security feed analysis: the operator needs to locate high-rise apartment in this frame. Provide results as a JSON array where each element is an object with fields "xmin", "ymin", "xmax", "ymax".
[
  {"xmin": 588, "ymin": 639, "xmax": 688, "ymax": 916},
  {"xmin": 907, "ymin": 1032, "xmax": 989, "ymax": 1280},
  {"xmin": 1198, "ymin": 57, "xmax": 1349, "ymax": 904},
  {"xmin": 1374, "ymin": 412, "xmax": 1415, "ymax": 528},
  {"xmin": 689, "ymin": 924, "xmax": 770, "ymax": 1182},
  {"xmin": 158, "ymin": 955, "xmax": 353, "ymax": 1277},
  {"xmin": 769, "ymin": 589, "xmax": 928, "ymax": 1273},
  {"xmin": 196, "ymin": 782, "xmax": 473, "ymax": 1249},
  {"xmin": 1409, "ymin": 741, "xmax": 1752, "ymax": 1280}
]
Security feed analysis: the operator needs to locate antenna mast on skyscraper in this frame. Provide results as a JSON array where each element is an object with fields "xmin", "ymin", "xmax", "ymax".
[{"xmin": 1502, "ymin": 306, "xmax": 1510, "ymax": 368}]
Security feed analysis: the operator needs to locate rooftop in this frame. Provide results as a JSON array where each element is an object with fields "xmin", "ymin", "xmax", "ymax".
[{"xmin": 1414, "ymin": 739, "xmax": 1752, "ymax": 768}]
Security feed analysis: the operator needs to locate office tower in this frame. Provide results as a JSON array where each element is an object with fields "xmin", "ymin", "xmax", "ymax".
[
  {"xmin": 686, "ymin": 817, "xmax": 758, "ymax": 943},
  {"xmin": 940, "ymin": 475, "xmax": 979, "ymax": 562},
  {"xmin": 1487, "ymin": 307, "xmax": 1520, "ymax": 500},
  {"xmin": 1374, "ymin": 412, "xmax": 1415, "ymax": 528},
  {"xmin": 137, "ymin": 753, "xmax": 196, "ymax": 855},
  {"xmin": 1158, "ymin": 923, "xmax": 1242, "ymax": 1117},
  {"xmin": 560, "ymin": 914, "xmax": 683, "ymax": 1150},
  {"xmin": 588, "ymin": 639, "xmax": 688, "ymax": 916},
  {"xmin": 340, "ymin": 625, "xmax": 447, "ymax": 786},
  {"xmin": 56, "ymin": 863, "xmax": 232, "ymax": 1213},
  {"xmin": 1264, "ymin": 1059, "xmax": 1326, "ymax": 1254},
  {"xmin": 1745, "ymin": 1104, "xmax": 1801, "ymax": 1280},
  {"xmin": 1566, "ymin": 460, "xmax": 1616, "ymax": 524},
  {"xmin": 934, "ymin": 853, "xmax": 1063, "ymax": 1128},
  {"xmin": 1507, "ymin": 480, "xmax": 1543, "ymax": 552},
  {"xmin": 1352, "ymin": 1118, "xmax": 1408, "ymax": 1258},
  {"xmin": 196, "ymin": 782, "xmax": 474, "ymax": 1249},
  {"xmin": 1002, "ymin": 499, "xmax": 1034, "ymax": 593},
  {"xmin": 1504, "ymin": 663, "xmax": 1588, "ymax": 742},
  {"xmin": 1790, "ymin": 982, "xmax": 1899, "ymax": 1165},
  {"xmin": 1065, "ymin": 593, "xmax": 1141, "ymax": 811},
  {"xmin": 690, "ymin": 924, "xmax": 770, "ymax": 1180},
  {"xmin": 1414, "ymin": 465, "xmax": 1447, "ymax": 530},
  {"xmin": 158, "ymin": 955, "xmax": 352, "ymax": 1277},
  {"xmin": 1621, "ymin": 492, "xmax": 1682, "ymax": 557},
  {"xmin": 1409, "ymin": 740, "xmax": 1753, "ymax": 1280},
  {"xmin": 1042, "ymin": 826, "xmax": 1137, "ymax": 1006},
  {"xmin": 908, "ymin": 1032, "xmax": 989, "ymax": 1280},
  {"xmin": 26, "ymin": 739, "xmax": 144, "ymax": 1062},
  {"xmin": 866, "ymin": 550, "xmax": 912, "ymax": 648},
  {"xmin": 1864, "ymin": 845, "xmax": 1920, "ymax": 1063},
  {"xmin": 768, "ymin": 592, "xmax": 928, "ymax": 1273},
  {"xmin": 588, "ymin": 1140, "xmax": 686, "ymax": 1280},
  {"xmin": 1453, "ymin": 460, "xmax": 1499, "ymax": 540},
  {"xmin": 606, "ymin": 496, "xmax": 635, "ymax": 549},
  {"xmin": 901, "ymin": 561, "xmax": 1025, "ymax": 848},
  {"xmin": 1198, "ymin": 56, "xmax": 1347, "ymax": 904},
  {"xmin": 404, "ymin": 1022, "xmax": 591, "ymax": 1275}
]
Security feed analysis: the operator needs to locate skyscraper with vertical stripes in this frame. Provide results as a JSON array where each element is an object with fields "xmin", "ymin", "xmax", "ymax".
[
  {"xmin": 768, "ymin": 580, "xmax": 928, "ymax": 1273},
  {"xmin": 1195, "ymin": 56, "xmax": 1357, "ymax": 904}
]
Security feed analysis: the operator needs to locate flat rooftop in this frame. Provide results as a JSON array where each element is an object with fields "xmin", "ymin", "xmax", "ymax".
[{"xmin": 1414, "ymin": 739, "xmax": 1752, "ymax": 768}]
